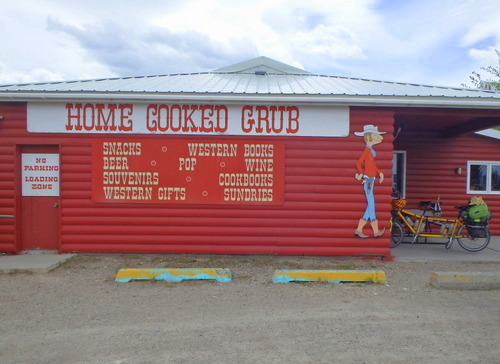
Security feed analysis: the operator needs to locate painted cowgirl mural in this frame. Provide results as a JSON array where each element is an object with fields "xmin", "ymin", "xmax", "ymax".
[{"xmin": 354, "ymin": 125, "xmax": 386, "ymax": 238}]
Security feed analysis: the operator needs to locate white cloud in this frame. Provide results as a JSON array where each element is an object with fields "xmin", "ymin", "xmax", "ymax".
[
  {"xmin": 291, "ymin": 24, "xmax": 365, "ymax": 60},
  {"xmin": 459, "ymin": 1, "xmax": 500, "ymax": 47},
  {"xmin": 0, "ymin": 0, "xmax": 498, "ymax": 87},
  {"xmin": 0, "ymin": 61, "xmax": 64, "ymax": 84},
  {"xmin": 469, "ymin": 47, "xmax": 499, "ymax": 64}
]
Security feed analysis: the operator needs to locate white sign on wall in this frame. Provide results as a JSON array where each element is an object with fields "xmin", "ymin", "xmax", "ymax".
[
  {"xmin": 22, "ymin": 154, "xmax": 60, "ymax": 196},
  {"xmin": 27, "ymin": 102, "xmax": 350, "ymax": 137}
]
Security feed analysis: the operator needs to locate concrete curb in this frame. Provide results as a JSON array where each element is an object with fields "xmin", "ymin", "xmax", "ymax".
[
  {"xmin": 115, "ymin": 268, "xmax": 232, "ymax": 282},
  {"xmin": 272, "ymin": 270, "xmax": 387, "ymax": 284},
  {"xmin": 430, "ymin": 272, "xmax": 500, "ymax": 290},
  {"xmin": 0, "ymin": 254, "xmax": 76, "ymax": 274}
]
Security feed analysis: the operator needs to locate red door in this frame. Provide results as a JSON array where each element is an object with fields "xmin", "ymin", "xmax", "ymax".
[{"xmin": 19, "ymin": 145, "xmax": 60, "ymax": 251}]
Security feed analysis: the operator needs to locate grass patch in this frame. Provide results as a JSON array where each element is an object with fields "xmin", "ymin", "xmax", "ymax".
[{"xmin": 334, "ymin": 262, "xmax": 358, "ymax": 270}]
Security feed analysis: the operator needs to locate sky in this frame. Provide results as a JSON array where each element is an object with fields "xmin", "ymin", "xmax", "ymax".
[{"xmin": 1, "ymin": 0, "xmax": 499, "ymax": 88}]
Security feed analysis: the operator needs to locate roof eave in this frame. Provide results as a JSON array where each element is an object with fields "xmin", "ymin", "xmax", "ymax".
[{"xmin": 0, "ymin": 91, "xmax": 499, "ymax": 109}]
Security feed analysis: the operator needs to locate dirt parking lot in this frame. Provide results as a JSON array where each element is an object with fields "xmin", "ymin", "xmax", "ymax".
[{"xmin": 1, "ymin": 254, "xmax": 499, "ymax": 364}]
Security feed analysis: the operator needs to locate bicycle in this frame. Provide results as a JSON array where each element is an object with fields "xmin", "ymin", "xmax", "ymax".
[{"xmin": 390, "ymin": 197, "xmax": 491, "ymax": 252}]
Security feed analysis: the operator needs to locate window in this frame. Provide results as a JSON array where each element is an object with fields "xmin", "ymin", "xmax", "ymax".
[
  {"xmin": 467, "ymin": 161, "xmax": 500, "ymax": 194},
  {"xmin": 392, "ymin": 151, "xmax": 406, "ymax": 198}
]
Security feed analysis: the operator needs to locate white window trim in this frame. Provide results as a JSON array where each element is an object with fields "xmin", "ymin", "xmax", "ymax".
[
  {"xmin": 393, "ymin": 151, "xmax": 407, "ymax": 198},
  {"xmin": 467, "ymin": 161, "xmax": 500, "ymax": 195}
]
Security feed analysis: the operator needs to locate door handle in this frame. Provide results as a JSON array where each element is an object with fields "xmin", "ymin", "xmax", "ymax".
[{"xmin": 54, "ymin": 203, "xmax": 59, "ymax": 208}]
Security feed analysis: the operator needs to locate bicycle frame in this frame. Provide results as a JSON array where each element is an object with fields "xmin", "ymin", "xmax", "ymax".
[
  {"xmin": 391, "ymin": 197, "xmax": 491, "ymax": 252},
  {"xmin": 394, "ymin": 208, "xmax": 467, "ymax": 246}
]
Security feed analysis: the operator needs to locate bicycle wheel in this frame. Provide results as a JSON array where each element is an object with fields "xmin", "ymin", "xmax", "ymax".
[
  {"xmin": 390, "ymin": 220, "xmax": 404, "ymax": 248},
  {"xmin": 457, "ymin": 225, "xmax": 491, "ymax": 252}
]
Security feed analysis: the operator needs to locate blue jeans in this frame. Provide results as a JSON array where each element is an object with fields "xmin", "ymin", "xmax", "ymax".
[{"xmin": 362, "ymin": 177, "xmax": 376, "ymax": 221}]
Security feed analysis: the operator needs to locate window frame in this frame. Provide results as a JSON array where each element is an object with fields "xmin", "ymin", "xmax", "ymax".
[
  {"xmin": 467, "ymin": 161, "xmax": 500, "ymax": 195},
  {"xmin": 392, "ymin": 151, "xmax": 407, "ymax": 199}
]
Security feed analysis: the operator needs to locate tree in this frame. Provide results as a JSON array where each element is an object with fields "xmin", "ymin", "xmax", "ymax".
[{"xmin": 463, "ymin": 48, "xmax": 500, "ymax": 91}]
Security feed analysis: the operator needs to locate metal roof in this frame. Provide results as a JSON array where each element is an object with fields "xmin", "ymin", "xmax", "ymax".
[{"xmin": 1, "ymin": 56, "xmax": 499, "ymax": 107}]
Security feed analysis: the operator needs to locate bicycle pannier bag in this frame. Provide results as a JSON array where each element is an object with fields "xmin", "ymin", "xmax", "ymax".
[
  {"xmin": 467, "ymin": 222, "xmax": 488, "ymax": 238},
  {"xmin": 467, "ymin": 204, "xmax": 490, "ymax": 221}
]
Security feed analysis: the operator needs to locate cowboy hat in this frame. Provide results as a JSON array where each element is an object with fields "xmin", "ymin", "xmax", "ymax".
[{"xmin": 354, "ymin": 124, "xmax": 386, "ymax": 136}]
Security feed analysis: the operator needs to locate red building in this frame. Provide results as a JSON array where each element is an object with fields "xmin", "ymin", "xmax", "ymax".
[{"xmin": 1, "ymin": 57, "xmax": 499, "ymax": 257}]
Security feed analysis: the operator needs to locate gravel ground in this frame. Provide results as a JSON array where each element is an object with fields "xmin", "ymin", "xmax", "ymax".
[{"xmin": 1, "ymin": 254, "xmax": 499, "ymax": 364}]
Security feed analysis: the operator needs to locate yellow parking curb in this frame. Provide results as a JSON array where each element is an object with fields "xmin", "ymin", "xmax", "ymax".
[
  {"xmin": 430, "ymin": 272, "xmax": 500, "ymax": 290},
  {"xmin": 115, "ymin": 268, "xmax": 232, "ymax": 282},
  {"xmin": 272, "ymin": 270, "xmax": 387, "ymax": 284}
]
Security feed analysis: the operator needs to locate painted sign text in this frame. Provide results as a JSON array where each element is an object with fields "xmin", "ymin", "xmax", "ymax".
[
  {"xmin": 28, "ymin": 102, "xmax": 349, "ymax": 137},
  {"xmin": 92, "ymin": 139, "xmax": 285, "ymax": 205},
  {"xmin": 22, "ymin": 154, "xmax": 60, "ymax": 196}
]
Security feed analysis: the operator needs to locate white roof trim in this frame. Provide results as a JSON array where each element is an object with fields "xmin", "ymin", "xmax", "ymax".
[
  {"xmin": 1, "ymin": 91, "xmax": 499, "ymax": 108},
  {"xmin": 476, "ymin": 128, "xmax": 500, "ymax": 139}
]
